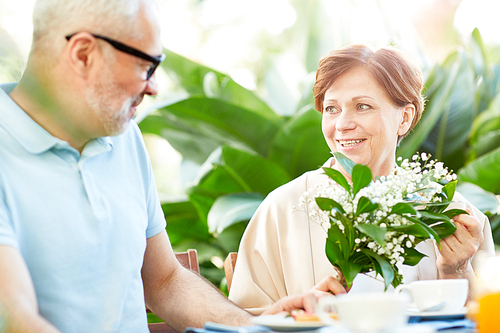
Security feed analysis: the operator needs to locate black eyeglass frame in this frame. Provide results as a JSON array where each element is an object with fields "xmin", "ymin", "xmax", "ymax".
[{"xmin": 65, "ymin": 33, "xmax": 165, "ymax": 80}]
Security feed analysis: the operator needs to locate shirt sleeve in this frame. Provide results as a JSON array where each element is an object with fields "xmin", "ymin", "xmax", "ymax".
[
  {"xmin": 145, "ymin": 170, "xmax": 166, "ymax": 239},
  {"xmin": 129, "ymin": 121, "xmax": 166, "ymax": 239},
  {"xmin": 0, "ymin": 167, "xmax": 19, "ymax": 249}
]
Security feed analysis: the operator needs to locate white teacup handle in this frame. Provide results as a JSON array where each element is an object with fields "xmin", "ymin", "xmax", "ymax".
[
  {"xmin": 394, "ymin": 284, "xmax": 417, "ymax": 309},
  {"xmin": 394, "ymin": 284, "xmax": 411, "ymax": 294}
]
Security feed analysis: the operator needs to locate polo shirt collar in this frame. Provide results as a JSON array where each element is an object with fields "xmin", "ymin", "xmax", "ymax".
[{"xmin": 0, "ymin": 83, "xmax": 112, "ymax": 155}]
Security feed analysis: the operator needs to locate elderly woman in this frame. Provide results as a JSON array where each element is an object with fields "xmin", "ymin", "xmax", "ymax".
[{"xmin": 228, "ymin": 44, "xmax": 494, "ymax": 315}]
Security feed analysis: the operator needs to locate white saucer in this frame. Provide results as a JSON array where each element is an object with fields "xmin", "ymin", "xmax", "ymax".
[
  {"xmin": 406, "ymin": 306, "xmax": 468, "ymax": 318},
  {"xmin": 251, "ymin": 315, "xmax": 330, "ymax": 331}
]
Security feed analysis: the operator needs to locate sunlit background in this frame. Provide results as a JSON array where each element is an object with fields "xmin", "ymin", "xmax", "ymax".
[{"xmin": 1, "ymin": 0, "xmax": 499, "ymax": 198}]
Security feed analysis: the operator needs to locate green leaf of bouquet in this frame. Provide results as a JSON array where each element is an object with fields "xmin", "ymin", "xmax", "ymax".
[
  {"xmin": 388, "ymin": 223, "xmax": 431, "ymax": 238},
  {"xmin": 336, "ymin": 213, "xmax": 356, "ymax": 249},
  {"xmin": 355, "ymin": 196, "xmax": 378, "ymax": 217},
  {"xmin": 389, "ymin": 202, "xmax": 417, "ymax": 216},
  {"xmin": 443, "ymin": 209, "xmax": 468, "ymax": 219},
  {"xmin": 419, "ymin": 210, "xmax": 452, "ymax": 223},
  {"xmin": 315, "ymin": 197, "xmax": 346, "ymax": 214},
  {"xmin": 408, "ymin": 218, "xmax": 441, "ymax": 247},
  {"xmin": 322, "ymin": 167, "xmax": 351, "ymax": 194},
  {"xmin": 403, "ymin": 248, "xmax": 427, "ymax": 266},
  {"xmin": 326, "ymin": 222, "xmax": 350, "ymax": 261},
  {"xmin": 355, "ymin": 224, "xmax": 386, "ymax": 246},
  {"xmin": 336, "ymin": 260, "xmax": 363, "ymax": 290},
  {"xmin": 442, "ymin": 180, "xmax": 457, "ymax": 200},
  {"xmin": 332, "ymin": 152, "xmax": 356, "ymax": 176},
  {"xmin": 431, "ymin": 219, "xmax": 457, "ymax": 239},
  {"xmin": 361, "ymin": 249, "xmax": 394, "ymax": 290},
  {"xmin": 325, "ymin": 237, "xmax": 344, "ymax": 264},
  {"xmin": 352, "ymin": 165, "xmax": 373, "ymax": 197}
]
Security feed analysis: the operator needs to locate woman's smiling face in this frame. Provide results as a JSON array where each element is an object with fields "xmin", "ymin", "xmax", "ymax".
[{"xmin": 322, "ymin": 66, "xmax": 414, "ymax": 178}]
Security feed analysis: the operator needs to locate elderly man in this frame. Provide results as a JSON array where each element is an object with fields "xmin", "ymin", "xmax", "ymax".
[{"xmin": 0, "ymin": 0, "xmax": 329, "ymax": 332}]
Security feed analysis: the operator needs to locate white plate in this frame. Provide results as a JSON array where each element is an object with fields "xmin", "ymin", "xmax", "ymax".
[
  {"xmin": 406, "ymin": 306, "xmax": 468, "ymax": 318},
  {"xmin": 251, "ymin": 315, "xmax": 330, "ymax": 331}
]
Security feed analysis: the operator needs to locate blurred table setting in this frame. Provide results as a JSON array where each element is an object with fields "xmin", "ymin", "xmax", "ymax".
[{"xmin": 183, "ymin": 251, "xmax": 500, "ymax": 333}]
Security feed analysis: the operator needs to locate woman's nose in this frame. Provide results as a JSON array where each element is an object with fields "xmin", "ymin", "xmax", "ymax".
[{"xmin": 335, "ymin": 110, "xmax": 357, "ymax": 131}]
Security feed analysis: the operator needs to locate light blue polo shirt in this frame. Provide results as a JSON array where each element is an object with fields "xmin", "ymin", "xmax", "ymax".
[{"xmin": 0, "ymin": 83, "xmax": 166, "ymax": 332}]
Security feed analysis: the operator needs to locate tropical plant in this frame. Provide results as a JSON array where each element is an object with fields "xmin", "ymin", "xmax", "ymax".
[{"xmin": 399, "ymin": 29, "xmax": 500, "ymax": 193}]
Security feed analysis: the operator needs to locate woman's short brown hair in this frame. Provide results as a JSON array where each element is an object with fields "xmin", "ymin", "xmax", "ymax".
[{"xmin": 313, "ymin": 44, "xmax": 424, "ymax": 143}]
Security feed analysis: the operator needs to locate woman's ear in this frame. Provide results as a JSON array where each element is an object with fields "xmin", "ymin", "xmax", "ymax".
[{"xmin": 397, "ymin": 103, "xmax": 416, "ymax": 136}]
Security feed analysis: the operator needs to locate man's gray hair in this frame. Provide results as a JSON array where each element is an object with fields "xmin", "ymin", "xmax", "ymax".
[{"xmin": 32, "ymin": 0, "xmax": 145, "ymax": 54}]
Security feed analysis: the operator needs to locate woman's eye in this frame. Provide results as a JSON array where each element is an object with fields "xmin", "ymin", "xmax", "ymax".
[
  {"xmin": 324, "ymin": 106, "xmax": 338, "ymax": 113},
  {"xmin": 358, "ymin": 104, "xmax": 370, "ymax": 110}
]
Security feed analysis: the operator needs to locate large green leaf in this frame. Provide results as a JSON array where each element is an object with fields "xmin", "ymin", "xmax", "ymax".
[
  {"xmin": 207, "ymin": 192, "xmax": 264, "ymax": 234},
  {"xmin": 269, "ymin": 106, "xmax": 330, "ymax": 177},
  {"xmin": 160, "ymin": 49, "xmax": 277, "ymax": 117},
  {"xmin": 352, "ymin": 164, "xmax": 372, "ymax": 197},
  {"xmin": 216, "ymin": 221, "xmax": 249, "ymax": 254},
  {"xmin": 327, "ymin": 218, "xmax": 351, "ymax": 260},
  {"xmin": 403, "ymin": 248, "xmax": 427, "ymax": 266},
  {"xmin": 468, "ymin": 129, "xmax": 500, "ymax": 160},
  {"xmin": 430, "ymin": 219, "xmax": 458, "ymax": 239},
  {"xmin": 336, "ymin": 260, "xmax": 363, "ymax": 290},
  {"xmin": 355, "ymin": 224, "xmax": 386, "ymax": 246},
  {"xmin": 323, "ymin": 167, "xmax": 351, "ymax": 194},
  {"xmin": 398, "ymin": 58, "xmax": 461, "ymax": 159},
  {"xmin": 138, "ymin": 97, "xmax": 283, "ymax": 163},
  {"xmin": 469, "ymin": 94, "xmax": 500, "ymax": 144},
  {"xmin": 315, "ymin": 197, "xmax": 346, "ymax": 214},
  {"xmin": 325, "ymin": 222, "xmax": 348, "ymax": 263},
  {"xmin": 194, "ymin": 146, "xmax": 291, "ymax": 196},
  {"xmin": 459, "ymin": 146, "xmax": 500, "ymax": 194},
  {"xmin": 360, "ymin": 249, "xmax": 395, "ymax": 290},
  {"xmin": 456, "ymin": 182, "xmax": 499, "ymax": 214},
  {"xmin": 355, "ymin": 197, "xmax": 378, "ymax": 217},
  {"xmin": 161, "ymin": 201, "xmax": 211, "ymax": 246},
  {"xmin": 389, "ymin": 202, "xmax": 417, "ymax": 216},
  {"xmin": 420, "ymin": 51, "xmax": 476, "ymax": 170},
  {"xmin": 332, "ymin": 152, "xmax": 356, "ymax": 175},
  {"xmin": 468, "ymin": 94, "xmax": 500, "ymax": 161}
]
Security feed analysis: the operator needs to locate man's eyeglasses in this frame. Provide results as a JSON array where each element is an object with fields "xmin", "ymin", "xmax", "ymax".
[{"xmin": 65, "ymin": 33, "xmax": 166, "ymax": 80}]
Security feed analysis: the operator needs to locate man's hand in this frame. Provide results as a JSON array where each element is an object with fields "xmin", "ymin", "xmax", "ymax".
[
  {"xmin": 436, "ymin": 209, "xmax": 484, "ymax": 278},
  {"xmin": 262, "ymin": 276, "xmax": 347, "ymax": 315},
  {"xmin": 262, "ymin": 292, "xmax": 318, "ymax": 315}
]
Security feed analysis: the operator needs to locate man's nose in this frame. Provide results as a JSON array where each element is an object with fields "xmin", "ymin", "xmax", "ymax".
[{"xmin": 144, "ymin": 73, "xmax": 159, "ymax": 96}]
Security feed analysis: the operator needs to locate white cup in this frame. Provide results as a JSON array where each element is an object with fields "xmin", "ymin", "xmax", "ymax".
[
  {"xmin": 394, "ymin": 279, "xmax": 468, "ymax": 312},
  {"xmin": 317, "ymin": 293, "xmax": 408, "ymax": 333}
]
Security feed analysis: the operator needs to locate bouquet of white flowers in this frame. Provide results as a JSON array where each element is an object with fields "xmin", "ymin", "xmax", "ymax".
[{"xmin": 297, "ymin": 152, "xmax": 466, "ymax": 290}]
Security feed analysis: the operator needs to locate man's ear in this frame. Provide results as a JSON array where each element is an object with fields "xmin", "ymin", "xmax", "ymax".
[
  {"xmin": 397, "ymin": 103, "xmax": 416, "ymax": 136},
  {"xmin": 65, "ymin": 32, "xmax": 98, "ymax": 79}
]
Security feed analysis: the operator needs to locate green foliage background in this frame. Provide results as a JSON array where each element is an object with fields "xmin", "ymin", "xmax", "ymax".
[{"xmin": 138, "ymin": 29, "xmax": 500, "ymax": 291}]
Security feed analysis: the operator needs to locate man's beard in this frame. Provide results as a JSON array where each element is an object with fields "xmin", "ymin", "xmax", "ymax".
[{"xmin": 85, "ymin": 69, "xmax": 140, "ymax": 137}]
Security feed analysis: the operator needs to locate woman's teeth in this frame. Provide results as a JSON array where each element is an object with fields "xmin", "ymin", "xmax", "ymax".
[{"xmin": 339, "ymin": 139, "xmax": 364, "ymax": 147}]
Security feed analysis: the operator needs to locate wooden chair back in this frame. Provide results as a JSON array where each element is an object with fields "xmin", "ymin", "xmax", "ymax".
[
  {"xmin": 147, "ymin": 249, "xmax": 199, "ymax": 333},
  {"xmin": 224, "ymin": 252, "xmax": 238, "ymax": 293}
]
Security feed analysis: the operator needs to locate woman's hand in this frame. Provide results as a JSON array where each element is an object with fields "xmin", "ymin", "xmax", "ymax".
[
  {"xmin": 436, "ymin": 209, "xmax": 484, "ymax": 279},
  {"xmin": 311, "ymin": 275, "xmax": 347, "ymax": 296}
]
